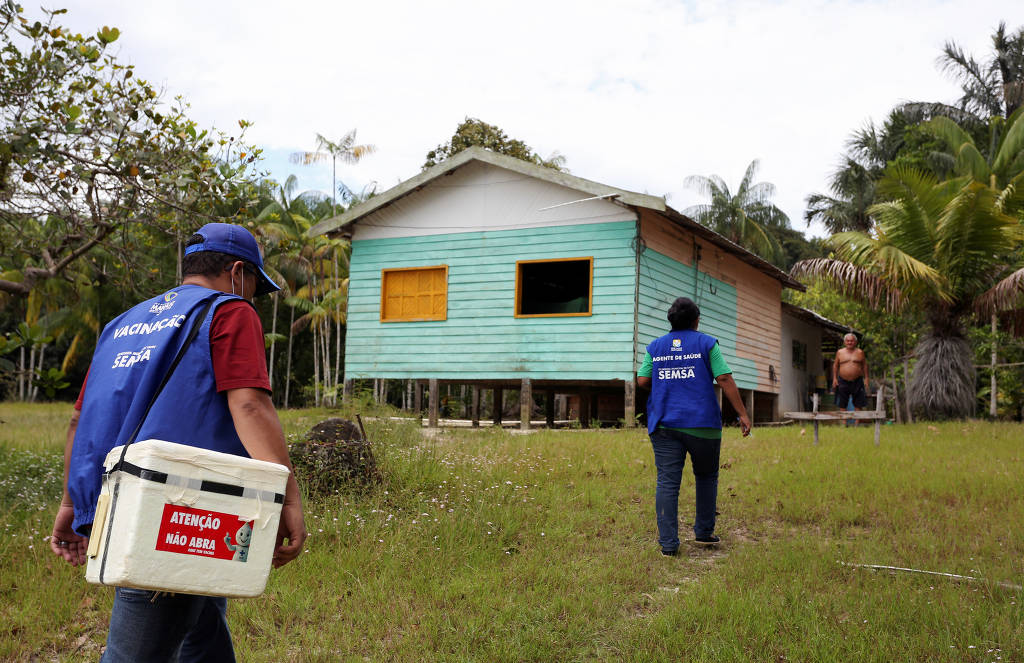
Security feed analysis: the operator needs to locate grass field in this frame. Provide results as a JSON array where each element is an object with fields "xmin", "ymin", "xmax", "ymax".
[{"xmin": 1, "ymin": 402, "xmax": 1021, "ymax": 662}]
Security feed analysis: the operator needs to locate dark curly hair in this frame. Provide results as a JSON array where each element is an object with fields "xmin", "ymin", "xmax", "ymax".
[{"xmin": 667, "ymin": 297, "xmax": 700, "ymax": 331}]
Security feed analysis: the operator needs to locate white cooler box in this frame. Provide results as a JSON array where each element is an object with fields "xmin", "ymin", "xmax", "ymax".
[{"xmin": 85, "ymin": 439, "xmax": 290, "ymax": 598}]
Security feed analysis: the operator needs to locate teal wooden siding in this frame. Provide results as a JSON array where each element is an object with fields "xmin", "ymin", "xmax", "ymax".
[
  {"xmin": 345, "ymin": 221, "xmax": 638, "ymax": 380},
  {"xmin": 636, "ymin": 247, "xmax": 758, "ymax": 390}
]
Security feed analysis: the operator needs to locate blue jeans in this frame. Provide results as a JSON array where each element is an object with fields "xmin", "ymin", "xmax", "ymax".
[
  {"xmin": 650, "ymin": 428, "xmax": 721, "ymax": 550},
  {"xmin": 101, "ymin": 587, "xmax": 235, "ymax": 662}
]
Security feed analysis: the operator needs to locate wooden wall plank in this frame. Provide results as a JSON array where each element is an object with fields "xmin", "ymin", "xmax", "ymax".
[
  {"xmin": 638, "ymin": 211, "xmax": 782, "ymax": 393},
  {"xmin": 345, "ymin": 220, "xmax": 638, "ymax": 381}
]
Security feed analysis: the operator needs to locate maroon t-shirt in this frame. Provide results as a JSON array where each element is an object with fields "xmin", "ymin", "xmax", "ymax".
[{"xmin": 75, "ymin": 300, "xmax": 269, "ymax": 409}]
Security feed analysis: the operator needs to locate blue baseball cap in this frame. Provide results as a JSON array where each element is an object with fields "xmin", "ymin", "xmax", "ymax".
[{"xmin": 184, "ymin": 223, "xmax": 281, "ymax": 296}]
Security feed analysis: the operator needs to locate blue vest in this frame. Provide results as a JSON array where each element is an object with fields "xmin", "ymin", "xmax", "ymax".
[
  {"xmin": 645, "ymin": 330, "xmax": 722, "ymax": 433},
  {"xmin": 68, "ymin": 285, "xmax": 251, "ymax": 535}
]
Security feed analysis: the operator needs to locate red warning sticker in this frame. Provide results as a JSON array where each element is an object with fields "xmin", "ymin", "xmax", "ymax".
[{"xmin": 155, "ymin": 504, "xmax": 253, "ymax": 562}]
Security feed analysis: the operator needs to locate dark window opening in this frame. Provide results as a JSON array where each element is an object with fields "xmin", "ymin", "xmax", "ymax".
[{"xmin": 516, "ymin": 258, "xmax": 592, "ymax": 316}]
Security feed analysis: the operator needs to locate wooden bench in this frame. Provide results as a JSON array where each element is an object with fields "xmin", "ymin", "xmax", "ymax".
[{"xmin": 784, "ymin": 387, "xmax": 886, "ymax": 445}]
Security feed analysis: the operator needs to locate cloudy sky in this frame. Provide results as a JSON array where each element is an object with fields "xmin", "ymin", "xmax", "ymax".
[{"xmin": 53, "ymin": 0, "xmax": 1011, "ymax": 237}]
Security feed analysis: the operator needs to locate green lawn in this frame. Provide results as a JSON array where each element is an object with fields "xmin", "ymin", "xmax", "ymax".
[{"xmin": 1, "ymin": 402, "xmax": 1021, "ymax": 662}]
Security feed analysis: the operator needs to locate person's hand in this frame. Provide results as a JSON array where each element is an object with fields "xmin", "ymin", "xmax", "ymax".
[
  {"xmin": 50, "ymin": 503, "xmax": 88, "ymax": 567},
  {"xmin": 738, "ymin": 414, "xmax": 752, "ymax": 437},
  {"xmin": 272, "ymin": 500, "xmax": 307, "ymax": 568}
]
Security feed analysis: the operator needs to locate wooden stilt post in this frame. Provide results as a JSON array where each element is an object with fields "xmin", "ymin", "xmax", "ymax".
[
  {"xmin": 745, "ymin": 389, "xmax": 755, "ymax": 424},
  {"xmin": 520, "ymin": 378, "xmax": 532, "ymax": 431},
  {"xmin": 580, "ymin": 389, "xmax": 592, "ymax": 428},
  {"xmin": 624, "ymin": 380, "xmax": 636, "ymax": 427},
  {"xmin": 471, "ymin": 386, "xmax": 480, "ymax": 427},
  {"xmin": 493, "ymin": 388, "xmax": 503, "ymax": 427},
  {"xmin": 428, "ymin": 378, "xmax": 439, "ymax": 428},
  {"xmin": 545, "ymin": 389, "xmax": 555, "ymax": 428},
  {"xmin": 812, "ymin": 392, "xmax": 820, "ymax": 446},
  {"xmin": 343, "ymin": 379, "xmax": 353, "ymax": 404},
  {"xmin": 413, "ymin": 380, "xmax": 422, "ymax": 424}
]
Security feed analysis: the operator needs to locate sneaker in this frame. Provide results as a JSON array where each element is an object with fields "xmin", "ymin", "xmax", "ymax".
[
  {"xmin": 693, "ymin": 535, "xmax": 720, "ymax": 546},
  {"xmin": 661, "ymin": 548, "xmax": 678, "ymax": 556}
]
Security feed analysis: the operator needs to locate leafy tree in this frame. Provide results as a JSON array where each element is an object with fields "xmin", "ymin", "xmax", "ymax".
[
  {"xmin": 683, "ymin": 159, "xmax": 790, "ymax": 264},
  {"xmin": 0, "ymin": 4, "xmax": 263, "ymax": 298},
  {"xmin": 969, "ymin": 320, "xmax": 1024, "ymax": 420},
  {"xmin": 423, "ymin": 117, "xmax": 568, "ymax": 171},
  {"xmin": 769, "ymin": 226, "xmax": 828, "ymax": 272}
]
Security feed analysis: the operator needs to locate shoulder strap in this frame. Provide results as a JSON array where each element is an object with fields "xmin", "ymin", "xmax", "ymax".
[
  {"xmin": 115, "ymin": 298, "xmax": 216, "ymax": 467},
  {"xmin": 99, "ymin": 297, "xmax": 216, "ymax": 585}
]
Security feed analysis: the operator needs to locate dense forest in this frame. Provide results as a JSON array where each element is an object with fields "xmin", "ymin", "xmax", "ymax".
[{"xmin": 3, "ymin": 6, "xmax": 1024, "ymax": 419}]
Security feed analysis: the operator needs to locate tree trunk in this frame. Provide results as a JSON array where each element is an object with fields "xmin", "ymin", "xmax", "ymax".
[
  {"xmin": 908, "ymin": 333, "xmax": 974, "ymax": 419},
  {"xmin": 27, "ymin": 344, "xmax": 36, "ymax": 402},
  {"xmin": 268, "ymin": 292, "xmax": 279, "ymax": 394},
  {"xmin": 892, "ymin": 371, "xmax": 903, "ymax": 424},
  {"xmin": 990, "ymin": 313, "xmax": 997, "ymax": 418},
  {"xmin": 903, "ymin": 357, "xmax": 913, "ymax": 424},
  {"xmin": 18, "ymin": 345, "xmax": 25, "ymax": 401},
  {"xmin": 284, "ymin": 306, "xmax": 295, "ymax": 409},
  {"xmin": 334, "ymin": 253, "xmax": 342, "ymax": 403},
  {"xmin": 31, "ymin": 343, "xmax": 46, "ymax": 402},
  {"xmin": 313, "ymin": 317, "xmax": 320, "ymax": 408},
  {"xmin": 176, "ymin": 230, "xmax": 183, "ymax": 283},
  {"xmin": 321, "ymin": 318, "xmax": 331, "ymax": 405}
]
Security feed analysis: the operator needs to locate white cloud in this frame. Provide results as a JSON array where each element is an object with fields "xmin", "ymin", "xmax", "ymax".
[{"xmin": 56, "ymin": 0, "xmax": 1011, "ymax": 237}]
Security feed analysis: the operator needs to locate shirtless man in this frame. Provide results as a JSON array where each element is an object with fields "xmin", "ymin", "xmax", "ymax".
[{"xmin": 832, "ymin": 333, "xmax": 869, "ymax": 416}]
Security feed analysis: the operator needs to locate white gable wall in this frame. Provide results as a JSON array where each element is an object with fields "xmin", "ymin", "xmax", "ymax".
[{"xmin": 352, "ymin": 161, "xmax": 637, "ymax": 241}]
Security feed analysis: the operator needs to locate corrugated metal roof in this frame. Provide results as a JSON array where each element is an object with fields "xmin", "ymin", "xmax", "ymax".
[
  {"xmin": 781, "ymin": 301, "xmax": 854, "ymax": 336},
  {"xmin": 309, "ymin": 145, "xmax": 803, "ymax": 289}
]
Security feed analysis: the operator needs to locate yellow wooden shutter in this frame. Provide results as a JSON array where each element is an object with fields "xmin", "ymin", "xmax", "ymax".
[{"xmin": 381, "ymin": 266, "xmax": 447, "ymax": 322}]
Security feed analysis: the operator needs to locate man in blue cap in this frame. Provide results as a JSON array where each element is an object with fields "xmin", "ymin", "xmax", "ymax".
[{"xmin": 50, "ymin": 223, "xmax": 307, "ymax": 662}]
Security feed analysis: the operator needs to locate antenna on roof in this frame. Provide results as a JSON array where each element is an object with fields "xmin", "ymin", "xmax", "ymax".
[{"xmin": 537, "ymin": 193, "xmax": 619, "ymax": 212}]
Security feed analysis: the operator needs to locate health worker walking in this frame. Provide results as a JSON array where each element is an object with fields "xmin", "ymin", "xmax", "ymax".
[{"xmin": 637, "ymin": 297, "xmax": 751, "ymax": 556}]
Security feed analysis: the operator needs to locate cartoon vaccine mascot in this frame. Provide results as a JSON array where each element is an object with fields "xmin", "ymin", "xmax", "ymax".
[{"xmin": 223, "ymin": 521, "xmax": 252, "ymax": 562}]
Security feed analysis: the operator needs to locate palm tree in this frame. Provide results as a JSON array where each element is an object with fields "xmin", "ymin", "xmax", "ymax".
[
  {"xmin": 290, "ymin": 130, "xmax": 376, "ymax": 216},
  {"xmin": 805, "ymin": 157, "xmax": 877, "ymax": 234},
  {"xmin": 683, "ymin": 159, "xmax": 790, "ymax": 263},
  {"xmin": 254, "ymin": 175, "xmax": 325, "ymax": 404},
  {"xmin": 804, "ymin": 105, "xmax": 967, "ymax": 234},
  {"xmin": 924, "ymin": 110, "xmax": 1024, "ymax": 210},
  {"xmin": 793, "ymin": 130, "xmax": 1024, "ymax": 418},
  {"xmin": 938, "ymin": 21, "xmax": 1024, "ymax": 120}
]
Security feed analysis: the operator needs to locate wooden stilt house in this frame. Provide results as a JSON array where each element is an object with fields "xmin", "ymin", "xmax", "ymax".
[{"xmin": 310, "ymin": 146, "xmax": 804, "ymax": 427}]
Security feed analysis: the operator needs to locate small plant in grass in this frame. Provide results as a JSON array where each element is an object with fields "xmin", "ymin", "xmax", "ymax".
[{"xmin": 288, "ymin": 417, "xmax": 381, "ymax": 498}]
